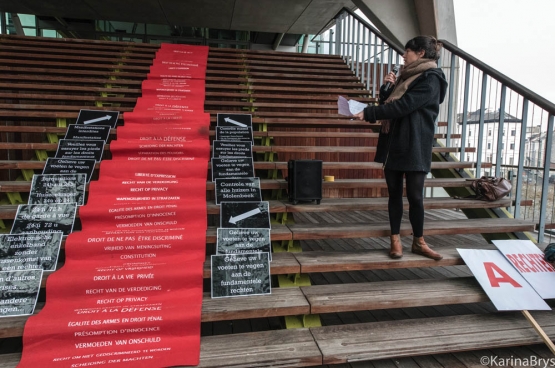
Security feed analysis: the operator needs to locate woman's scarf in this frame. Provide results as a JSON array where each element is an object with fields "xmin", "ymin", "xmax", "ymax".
[{"xmin": 380, "ymin": 58, "xmax": 438, "ymax": 133}]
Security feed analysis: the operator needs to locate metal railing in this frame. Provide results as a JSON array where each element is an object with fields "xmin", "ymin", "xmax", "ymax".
[
  {"xmin": 316, "ymin": 8, "xmax": 555, "ymax": 243},
  {"xmin": 313, "ymin": 8, "xmax": 404, "ymax": 97}
]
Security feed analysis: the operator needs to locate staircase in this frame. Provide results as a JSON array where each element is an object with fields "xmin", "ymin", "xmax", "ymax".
[{"xmin": 0, "ymin": 34, "xmax": 553, "ymax": 367}]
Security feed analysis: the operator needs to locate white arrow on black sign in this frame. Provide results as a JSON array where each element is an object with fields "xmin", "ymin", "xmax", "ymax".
[
  {"xmin": 84, "ymin": 115, "xmax": 112, "ymax": 125},
  {"xmin": 224, "ymin": 117, "xmax": 247, "ymax": 128},
  {"xmin": 229, "ymin": 208, "xmax": 261, "ymax": 224}
]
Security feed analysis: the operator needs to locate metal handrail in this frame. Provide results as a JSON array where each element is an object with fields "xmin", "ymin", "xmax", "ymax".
[{"xmin": 440, "ymin": 39, "xmax": 555, "ymax": 115}]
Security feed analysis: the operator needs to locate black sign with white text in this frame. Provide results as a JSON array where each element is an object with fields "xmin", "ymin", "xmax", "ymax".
[
  {"xmin": 213, "ymin": 140, "xmax": 253, "ymax": 159},
  {"xmin": 29, "ymin": 174, "xmax": 86, "ymax": 205},
  {"xmin": 216, "ymin": 113, "xmax": 252, "ymax": 127},
  {"xmin": 55, "ymin": 139, "xmax": 105, "ymax": 162},
  {"xmin": 76, "ymin": 109, "xmax": 119, "ymax": 128},
  {"xmin": 217, "ymin": 228, "xmax": 271, "ymax": 260},
  {"xmin": 215, "ymin": 126, "xmax": 253, "ymax": 143},
  {"xmin": 42, "ymin": 158, "xmax": 96, "ymax": 183},
  {"xmin": 65, "ymin": 124, "xmax": 111, "ymax": 142},
  {"xmin": 211, "ymin": 252, "xmax": 270, "ymax": 298},
  {"xmin": 11, "ymin": 203, "xmax": 77, "ymax": 236},
  {"xmin": 0, "ymin": 232, "xmax": 63, "ymax": 272},
  {"xmin": 220, "ymin": 201, "xmax": 270, "ymax": 229},
  {"xmin": 215, "ymin": 177, "xmax": 261, "ymax": 204},
  {"xmin": 211, "ymin": 157, "xmax": 254, "ymax": 181},
  {"xmin": 0, "ymin": 269, "xmax": 42, "ymax": 317}
]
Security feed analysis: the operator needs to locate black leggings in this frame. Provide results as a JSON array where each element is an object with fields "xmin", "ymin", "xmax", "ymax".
[{"xmin": 383, "ymin": 169, "xmax": 427, "ymax": 237}]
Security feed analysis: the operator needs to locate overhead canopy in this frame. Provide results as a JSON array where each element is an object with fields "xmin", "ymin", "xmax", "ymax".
[{"xmin": 0, "ymin": 0, "xmax": 356, "ymax": 34}]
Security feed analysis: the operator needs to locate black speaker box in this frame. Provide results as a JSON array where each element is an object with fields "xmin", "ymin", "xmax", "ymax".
[{"xmin": 287, "ymin": 159, "xmax": 322, "ymax": 204}]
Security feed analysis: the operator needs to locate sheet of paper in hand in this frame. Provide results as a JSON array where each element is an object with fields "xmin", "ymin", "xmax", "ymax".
[{"xmin": 337, "ymin": 96, "xmax": 367, "ymax": 116}]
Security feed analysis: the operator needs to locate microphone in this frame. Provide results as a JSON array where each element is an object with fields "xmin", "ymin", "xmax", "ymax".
[{"xmin": 385, "ymin": 64, "xmax": 400, "ymax": 90}]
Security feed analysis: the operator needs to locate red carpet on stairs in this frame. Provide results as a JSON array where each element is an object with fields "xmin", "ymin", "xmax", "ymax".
[{"xmin": 18, "ymin": 44, "xmax": 209, "ymax": 368}]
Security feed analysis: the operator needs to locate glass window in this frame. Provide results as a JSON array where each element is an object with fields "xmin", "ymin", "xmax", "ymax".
[
  {"xmin": 510, "ymin": 143, "xmax": 515, "ymax": 150},
  {"xmin": 511, "ymin": 130, "xmax": 516, "ymax": 136}
]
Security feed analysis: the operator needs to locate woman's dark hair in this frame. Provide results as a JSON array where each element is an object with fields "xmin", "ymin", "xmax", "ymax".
[{"xmin": 404, "ymin": 36, "xmax": 442, "ymax": 60}]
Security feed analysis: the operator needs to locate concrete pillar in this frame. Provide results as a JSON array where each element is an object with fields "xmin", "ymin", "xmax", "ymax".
[
  {"xmin": 301, "ymin": 34, "xmax": 309, "ymax": 53},
  {"xmin": 10, "ymin": 13, "xmax": 25, "ymax": 35},
  {"xmin": 272, "ymin": 33, "xmax": 284, "ymax": 50}
]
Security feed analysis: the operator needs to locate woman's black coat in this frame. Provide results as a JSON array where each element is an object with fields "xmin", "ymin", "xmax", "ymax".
[{"xmin": 363, "ymin": 68, "xmax": 448, "ymax": 173}]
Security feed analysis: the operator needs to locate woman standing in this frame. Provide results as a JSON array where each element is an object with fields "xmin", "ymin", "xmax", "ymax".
[{"xmin": 354, "ymin": 36, "xmax": 447, "ymax": 260}]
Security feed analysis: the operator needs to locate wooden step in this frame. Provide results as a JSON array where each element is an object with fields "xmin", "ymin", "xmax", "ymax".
[
  {"xmin": 210, "ymin": 85, "xmax": 370, "ymax": 96},
  {"xmin": 0, "ymin": 89, "xmax": 377, "ymax": 104},
  {"xmin": 0, "ymin": 198, "xmax": 510, "ymax": 220},
  {"xmin": 0, "ymin": 58, "xmax": 151, "ymax": 72},
  {"xmin": 0, "ymin": 92, "xmax": 137, "ymax": 104},
  {"xmin": 204, "ymin": 218, "xmax": 533, "ymax": 243},
  {"xmin": 294, "ymin": 243, "xmax": 493, "ymax": 273},
  {"xmin": 284, "ymin": 218, "xmax": 535, "ymax": 241},
  {"xmin": 2, "ymin": 311, "xmax": 553, "ymax": 367},
  {"xmin": 0, "ymin": 177, "xmax": 474, "ymax": 193},
  {"xmin": 208, "ymin": 52, "xmax": 344, "ymax": 65},
  {"xmin": 0, "ymin": 45, "xmax": 156, "ymax": 59},
  {"xmin": 0, "ymin": 125, "xmax": 457, "ymax": 140},
  {"xmin": 0, "ymin": 160, "xmax": 491, "ymax": 171},
  {"xmin": 0, "ymin": 142, "xmax": 475, "ymax": 155},
  {"xmin": 312, "ymin": 311, "xmax": 555, "ymax": 364},
  {"xmin": 0, "ymin": 65, "xmax": 146, "ymax": 79},
  {"xmin": 302, "ymin": 277, "xmax": 488, "ymax": 314},
  {"xmin": 209, "ymin": 58, "xmax": 351, "ymax": 70},
  {"xmin": 0, "ymin": 74, "xmax": 144, "ymax": 87},
  {"xmin": 208, "ymin": 63, "xmax": 355, "ymax": 75},
  {"xmin": 0, "ymin": 51, "xmax": 154, "ymax": 66},
  {"xmin": 0, "ymin": 74, "xmax": 368, "ymax": 94},
  {"xmin": 1, "ymin": 66, "xmax": 355, "ymax": 84},
  {"xmin": 0, "ymin": 34, "xmax": 158, "ymax": 52}
]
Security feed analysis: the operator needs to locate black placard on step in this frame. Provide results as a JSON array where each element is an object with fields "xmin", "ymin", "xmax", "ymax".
[
  {"xmin": 65, "ymin": 124, "xmax": 111, "ymax": 142},
  {"xmin": 215, "ymin": 177, "xmax": 261, "ymax": 205},
  {"xmin": 216, "ymin": 228, "xmax": 271, "ymax": 260},
  {"xmin": 211, "ymin": 252, "xmax": 270, "ymax": 298},
  {"xmin": 11, "ymin": 203, "xmax": 77, "ymax": 236},
  {"xmin": 0, "ymin": 269, "xmax": 42, "ymax": 317},
  {"xmin": 29, "ymin": 174, "xmax": 86, "ymax": 206},
  {"xmin": 76, "ymin": 109, "xmax": 119, "ymax": 128},
  {"xmin": 213, "ymin": 140, "xmax": 253, "ymax": 159},
  {"xmin": 55, "ymin": 139, "xmax": 105, "ymax": 162},
  {"xmin": 42, "ymin": 158, "xmax": 96, "ymax": 183},
  {"xmin": 216, "ymin": 113, "xmax": 252, "ymax": 127},
  {"xmin": 211, "ymin": 157, "xmax": 254, "ymax": 181},
  {"xmin": 215, "ymin": 126, "xmax": 253, "ymax": 143},
  {"xmin": 0, "ymin": 232, "xmax": 63, "ymax": 272},
  {"xmin": 220, "ymin": 201, "xmax": 270, "ymax": 229}
]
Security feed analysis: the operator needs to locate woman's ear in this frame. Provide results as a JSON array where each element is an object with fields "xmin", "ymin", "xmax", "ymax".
[{"xmin": 417, "ymin": 50, "xmax": 425, "ymax": 58}]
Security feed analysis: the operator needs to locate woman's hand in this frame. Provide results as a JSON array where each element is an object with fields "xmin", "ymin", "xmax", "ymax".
[
  {"xmin": 353, "ymin": 111, "xmax": 365, "ymax": 120},
  {"xmin": 384, "ymin": 71, "xmax": 397, "ymax": 86}
]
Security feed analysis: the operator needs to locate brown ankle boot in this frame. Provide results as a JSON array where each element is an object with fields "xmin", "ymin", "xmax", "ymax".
[
  {"xmin": 389, "ymin": 234, "xmax": 403, "ymax": 259},
  {"xmin": 411, "ymin": 237, "xmax": 443, "ymax": 260}
]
